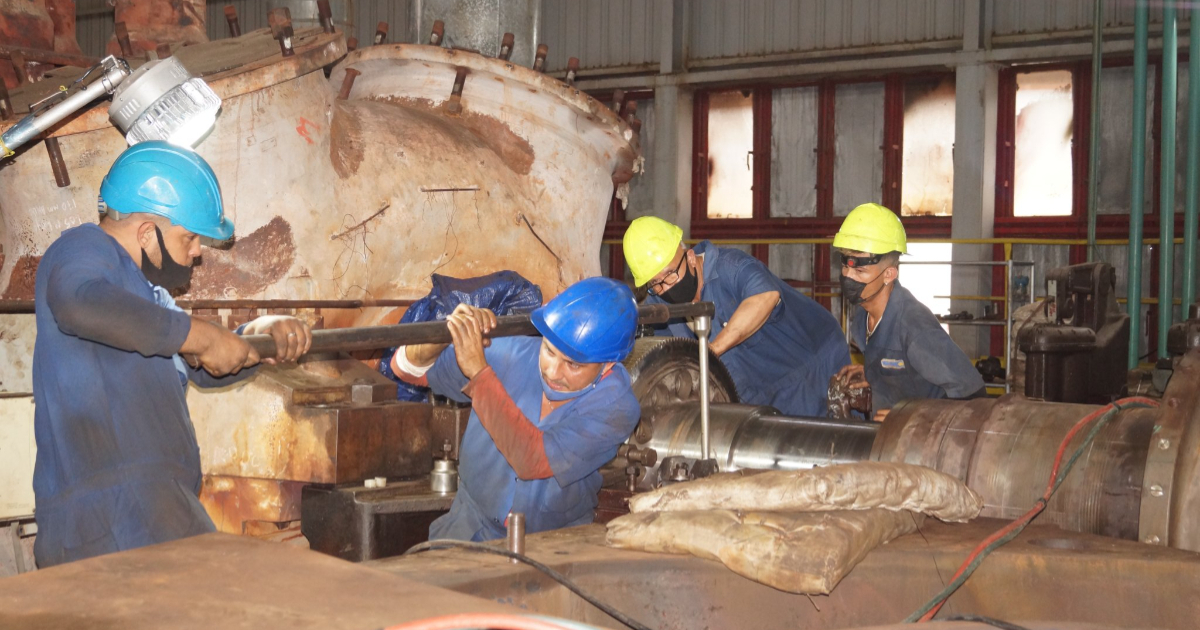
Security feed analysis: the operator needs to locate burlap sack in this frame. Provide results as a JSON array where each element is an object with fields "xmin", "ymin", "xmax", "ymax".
[
  {"xmin": 606, "ymin": 508, "xmax": 921, "ymax": 594},
  {"xmin": 628, "ymin": 461, "xmax": 982, "ymax": 522}
]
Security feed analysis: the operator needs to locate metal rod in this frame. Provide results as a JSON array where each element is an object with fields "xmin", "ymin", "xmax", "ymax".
[
  {"xmin": 1005, "ymin": 260, "xmax": 1013, "ymax": 393},
  {"xmin": 243, "ymin": 302, "xmax": 716, "ymax": 358},
  {"xmin": 1129, "ymin": 1, "xmax": 1149, "ymax": 369},
  {"xmin": 0, "ymin": 298, "xmax": 418, "ymax": 314},
  {"xmin": 506, "ymin": 512, "xmax": 525, "ymax": 563},
  {"xmin": 1183, "ymin": 3, "xmax": 1200, "ymax": 317},
  {"xmin": 1159, "ymin": 1, "xmax": 1178, "ymax": 360},
  {"xmin": 1087, "ymin": 0, "xmax": 1104, "ymax": 261},
  {"xmin": 45, "ymin": 137, "xmax": 69, "ymax": 187},
  {"xmin": 695, "ymin": 315, "xmax": 713, "ymax": 460},
  {"xmin": 1, "ymin": 59, "xmax": 129, "ymax": 156}
]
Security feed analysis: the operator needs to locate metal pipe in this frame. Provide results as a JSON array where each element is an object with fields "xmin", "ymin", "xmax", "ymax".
[
  {"xmin": 243, "ymin": 302, "xmax": 716, "ymax": 358},
  {"xmin": 695, "ymin": 315, "xmax": 712, "ymax": 460},
  {"xmin": 506, "ymin": 512, "xmax": 525, "ymax": 563},
  {"xmin": 1159, "ymin": 2, "xmax": 1179, "ymax": 360},
  {"xmin": 1128, "ymin": 1, "xmax": 1149, "ymax": 369},
  {"xmin": 1, "ymin": 59, "xmax": 130, "ymax": 157},
  {"xmin": 1183, "ymin": 3, "xmax": 1200, "ymax": 315},
  {"xmin": 1087, "ymin": 0, "xmax": 1104, "ymax": 261}
]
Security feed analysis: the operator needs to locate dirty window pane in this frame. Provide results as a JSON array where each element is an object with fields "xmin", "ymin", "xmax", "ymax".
[
  {"xmin": 706, "ymin": 90, "xmax": 755, "ymax": 219},
  {"xmin": 833, "ymin": 82, "xmax": 885, "ymax": 216},
  {"xmin": 624, "ymin": 99, "xmax": 657, "ymax": 220},
  {"xmin": 1014, "ymin": 70, "xmax": 1074, "ymax": 217},
  {"xmin": 770, "ymin": 86, "xmax": 818, "ymax": 218},
  {"xmin": 1097, "ymin": 65, "xmax": 1155, "ymax": 215},
  {"xmin": 902, "ymin": 77, "xmax": 955, "ymax": 217}
]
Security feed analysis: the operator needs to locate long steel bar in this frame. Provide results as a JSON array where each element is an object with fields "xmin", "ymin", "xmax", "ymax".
[
  {"xmin": 1158, "ymin": 1, "xmax": 1179, "ymax": 359},
  {"xmin": 1184, "ymin": 3, "xmax": 1200, "ymax": 314},
  {"xmin": 244, "ymin": 302, "xmax": 716, "ymax": 357},
  {"xmin": 1087, "ymin": 0, "xmax": 1104, "ymax": 261},
  {"xmin": 1129, "ymin": 1, "xmax": 1149, "ymax": 369}
]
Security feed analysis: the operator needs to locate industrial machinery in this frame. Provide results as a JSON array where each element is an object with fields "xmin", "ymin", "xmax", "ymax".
[{"xmin": 1017, "ymin": 262, "xmax": 1130, "ymax": 403}]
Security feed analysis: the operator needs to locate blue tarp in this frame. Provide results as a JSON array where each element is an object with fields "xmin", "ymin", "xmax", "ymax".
[{"xmin": 378, "ymin": 271, "xmax": 543, "ymax": 401}]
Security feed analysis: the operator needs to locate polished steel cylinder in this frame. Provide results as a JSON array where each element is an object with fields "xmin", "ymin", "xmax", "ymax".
[
  {"xmin": 430, "ymin": 458, "xmax": 457, "ymax": 494},
  {"xmin": 506, "ymin": 512, "xmax": 525, "ymax": 563},
  {"xmin": 641, "ymin": 403, "xmax": 879, "ymax": 479}
]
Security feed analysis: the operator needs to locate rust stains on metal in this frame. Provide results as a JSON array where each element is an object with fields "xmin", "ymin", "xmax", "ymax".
[
  {"xmin": 199, "ymin": 475, "xmax": 303, "ymax": 535},
  {"xmin": 187, "ymin": 217, "xmax": 295, "ymax": 299},
  {"xmin": 106, "ymin": 0, "xmax": 207, "ymax": 57},
  {"xmin": 329, "ymin": 100, "xmax": 365, "ymax": 179},
  {"xmin": 1, "ymin": 256, "xmax": 39, "ymax": 300}
]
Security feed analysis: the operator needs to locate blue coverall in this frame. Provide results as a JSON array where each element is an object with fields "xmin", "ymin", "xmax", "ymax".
[
  {"xmin": 648, "ymin": 241, "xmax": 851, "ymax": 417},
  {"xmin": 425, "ymin": 337, "xmax": 640, "ymax": 541},
  {"xmin": 849, "ymin": 282, "xmax": 986, "ymax": 414},
  {"xmin": 32, "ymin": 224, "xmax": 254, "ymax": 567}
]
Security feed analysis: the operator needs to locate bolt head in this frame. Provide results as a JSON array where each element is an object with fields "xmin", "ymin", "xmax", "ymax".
[
  {"xmin": 1159, "ymin": 438, "xmax": 1172, "ymax": 450},
  {"xmin": 1150, "ymin": 484, "xmax": 1165, "ymax": 497},
  {"xmin": 1145, "ymin": 535, "xmax": 1162, "ymax": 545}
]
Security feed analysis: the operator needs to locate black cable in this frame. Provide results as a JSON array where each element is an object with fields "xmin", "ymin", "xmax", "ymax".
[
  {"xmin": 403, "ymin": 540, "xmax": 655, "ymax": 630},
  {"xmin": 943, "ymin": 614, "xmax": 1033, "ymax": 630}
]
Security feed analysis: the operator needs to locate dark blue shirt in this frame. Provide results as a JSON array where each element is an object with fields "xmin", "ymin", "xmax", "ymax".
[
  {"xmin": 425, "ymin": 337, "xmax": 640, "ymax": 541},
  {"xmin": 32, "ymin": 224, "xmax": 252, "ymax": 567},
  {"xmin": 849, "ymin": 282, "xmax": 986, "ymax": 414},
  {"xmin": 650, "ymin": 241, "xmax": 850, "ymax": 417}
]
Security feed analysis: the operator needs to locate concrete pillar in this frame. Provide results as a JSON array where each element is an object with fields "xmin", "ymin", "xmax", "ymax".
[
  {"xmin": 651, "ymin": 83, "xmax": 694, "ymax": 233},
  {"xmin": 949, "ymin": 61, "xmax": 999, "ymax": 359}
]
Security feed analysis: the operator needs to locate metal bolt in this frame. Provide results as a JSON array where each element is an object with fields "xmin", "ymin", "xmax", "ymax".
[
  {"xmin": 565, "ymin": 57, "xmax": 579, "ymax": 86},
  {"xmin": 156, "ymin": 43, "xmax": 172, "ymax": 59},
  {"xmin": 533, "ymin": 44, "xmax": 548, "ymax": 72},
  {"xmin": 442, "ymin": 439, "xmax": 453, "ymax": 457},
  {"xmin": 337, "ymin": 68, "xmax": 360, "ymax": 100},
  {"xmin": 446, "ymin": 66, "xmax": 468, "ymax": 115},
  {"xmin": 317, "ymin": 0, "xmax": 334, "ymax": 33},
  {"xmin": 224, "ymin": 6, "xmax": 241, "ymax": 38},
  {"xmin": 1145, "ymin": 535, "xmax": 1162, "ymax": 545},
  {"xmin": 1150, "ymin": 484, "xmax": 1164, "ymax": 497},
  {"xmin": 374, "ymin": 22, "xmax": 389, "ymax": 45},
  {"xmin": 9, "ymin": 51, "xmax": 29, "ymax": 85},
  {"xmin": 0, "ymin": 80, "xmax": 13, "ymax": 121},
  {"xmin": 45, "ymin": 137, "xmax": 70, "ymax": 188},
  {"xmin": 430, "ymin": 20, "xmax": 444, "ymax": 46},
  {"xmin": 1159, "ymin": 438, "xmax": 1172, "ymax": 450},
  {"xmin": 612, "ymin": 89, "xmax": 626, "ymax": 114},
  {"xmin": 268, "ymin": 8, "xmax": 295, "ymax": 57},
  {"xmin": 507, "ymin": 512, "xmax": 526, "ymax": 563},
  {"xmin": 498, "ymin": 33, "xmax": 514, "ymax": 60},
  {"xmin": 346, "ymin": 37, "xmax": 358, "ymax": 52}
]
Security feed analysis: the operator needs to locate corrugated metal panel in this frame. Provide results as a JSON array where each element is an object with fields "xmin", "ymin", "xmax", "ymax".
[
  {"xmin": 539, "ymin": 0, "xmax": 658, "ymax": 72},
  {"xmin": 1097, "ymin": 65, "xmax": 1155, "ymax": 215},
  {"xmin": 76, "ymin": 12, "xmax": 115, "ymax": 58},
  {"xmin": 993, "ymin": 0, "xmax": 1186, "ymax": 37},
  {"xmin": 206, "ymin": 0, "xmax": 270, "ymax": 40},
  {"xmin": 353, "ymin": 0, "xmax": 411, "ymax": 47},
  {"xmin": 832, "ymin": 81, "xmax": 884, "ymax": 216},
  {"xmin": 688, "ymin": 0, "xmax": 963, "ymax": 62},
  {"xmin": 768, "ymin": 244, "xmax": 815, "ymax": 290},
  {"xmin": 770, "ymin": 86, "xmax": 818, "ymax": 218},
  {"xmin": 205, "ymin": 1, "xmax": 408, "ymax": 46},
  {"xmin": 624, "ymin": 100, "xmax": 657, "ymax": 220}
]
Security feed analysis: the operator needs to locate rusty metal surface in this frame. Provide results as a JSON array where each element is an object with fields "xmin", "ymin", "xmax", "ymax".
[
  {"xmin": 186, "ymin": 358, "xmax": 431, "ymax": 485},
  {"xmin": 0, "ymin": 533, "xmax": 516, "ymax": 630},
  {"xmin": 198, "ymin": 475, "xmax": 305, "ymax": 535},
  {"xmin": 1165, "ymin": 348, "xmax": 1200, "ymax": 551},
  {"xmin": 0, "ymin": 0, "xmax": 80, "ymax": 89},
  {"xmin": 372, "ymin": 520, "xmax": 1200, "ymax": 630},
  {"xmin": 106, "ymin": 0, "xmax": 207, "ymax": 57}
]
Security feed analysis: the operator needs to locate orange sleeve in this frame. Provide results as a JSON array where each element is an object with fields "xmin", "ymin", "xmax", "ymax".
[{"xmin": 462, "ymin": 366, "xmax": 553, "ymax": 480}]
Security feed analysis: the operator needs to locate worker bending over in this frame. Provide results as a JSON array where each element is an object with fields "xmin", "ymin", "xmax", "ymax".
[
  {"xmin": 833, "ymin": 203, "xmax": 985, "ymax": 421},
  {"xmin": 391, "ymin": 278, "xmax": 641, "ymax": 541},
  {"xmin": 33, "ymin": 142, "xmax": 312, "ymax": 567},
  {"xmin": 623, "ymin": 217, "xmax": 849, "ymax": 417}
]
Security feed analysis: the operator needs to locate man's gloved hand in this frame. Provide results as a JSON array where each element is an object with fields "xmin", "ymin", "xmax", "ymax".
[{"xmin": 445, "ymin": 304, "xmax": 498, "ymax": 379}]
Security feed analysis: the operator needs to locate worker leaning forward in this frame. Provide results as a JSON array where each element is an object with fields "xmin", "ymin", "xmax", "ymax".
[
  {"xmin": 390, "ymin": 277, "xmax": 641, "ymax": 542},
  {"xmin": 622, "ymin": 217, "xmax": 850, "ymax": 417},
  {"xmin": 32, "ymin": 141, "xmax": 313, "ymax": 567},
  {"xmin": 833, "ymin": 203, "xmax": 986, "ymax": 421}
]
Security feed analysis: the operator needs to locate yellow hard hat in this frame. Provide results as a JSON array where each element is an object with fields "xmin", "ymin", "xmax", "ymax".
[
  {"xmin": 832, "ymin": 203, "xmax": 908, "ymax": 255},
  {"xmin": 623, "ymin": 216, "xmax": 684, "ymax": 287}
]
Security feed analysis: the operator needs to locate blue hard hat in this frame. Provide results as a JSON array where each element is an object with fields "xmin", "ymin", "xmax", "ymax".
[
  {"xmin": 99, "ymin": 141, "xmax": 233, "ymax": 241},
  {"xmin": 531, "ymin": 277, "xmax": 638, "ymax": 363}
]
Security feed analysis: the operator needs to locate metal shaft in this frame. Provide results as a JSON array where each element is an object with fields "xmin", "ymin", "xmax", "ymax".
[
  {"xmin": 243, "ymin": 301, "xmax": 716, "ymax": 358},
  {"xmin": 1159, "ymin": 1, "xmax": 1179, "ymax": 359},
  {"xmin": 506, "ymin": 512, "xmax": 525, "ymax": 563},
  {"xmin": 1086, "ymin": 0, "xmax": 1104, "ymax": 261},
  {"xmin": 1183, "ymin": 4, "xmax": 1200, "ymax": 315},
  {"xmin": 1, "ymin": 60, "xmax": 129, "ymax": 156},
  {"xmin": 1128, "ymin": 1, "xmax": 1149, "ymax": 369},
  {"xmin": 695, "ymin": 315, "xmax": 713, "ymax": 460}
]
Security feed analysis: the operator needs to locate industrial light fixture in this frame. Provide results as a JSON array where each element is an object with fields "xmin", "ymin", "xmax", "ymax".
[{"xmin": 0, "ymin": 54, "xmax": 221, "ymax": 160}]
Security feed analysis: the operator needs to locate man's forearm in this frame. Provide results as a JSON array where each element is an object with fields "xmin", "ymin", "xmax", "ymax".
[{"xmin": 709, "ymin": 291, "xmax": 779, "ymax": 355}]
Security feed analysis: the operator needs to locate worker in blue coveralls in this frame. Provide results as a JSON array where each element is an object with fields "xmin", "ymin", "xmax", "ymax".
[
  {"xmin": 389, "ymin": 277, "xmax": 641, "ymax": 542},
  {"xmin": 32, "ymin": 141, "xmax": 312, "ymax": 567},
  {"xmin": 833, "ymin": 203, "xmax": 986, "ymax": 421},
  {"xmin": 622, "ymin": 217, "xmax": 850, "ymax": 417}
]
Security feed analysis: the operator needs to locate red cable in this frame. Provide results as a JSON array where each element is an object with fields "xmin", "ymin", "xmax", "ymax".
[
  {"xmin": 917, "ymin": 397, "xmax": 1159, "ymax": 622},
  {"xmin": 383, "ymin": 613, "xmax": 586, "ymax": 630}
]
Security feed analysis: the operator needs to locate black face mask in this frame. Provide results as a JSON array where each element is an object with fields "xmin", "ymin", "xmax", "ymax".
[
  {"xmin": 840, "ymin": 269, "xmax": 887, "ymax": 306},
  {"xmin": 141, "ymin": 226, "xmax": 194, "ymax": 291},
  {"xmin": 659, "ymin": 259, "xmax": 699, "ymax": 304}
]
